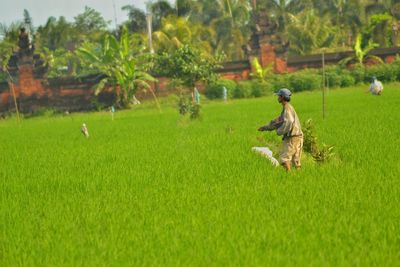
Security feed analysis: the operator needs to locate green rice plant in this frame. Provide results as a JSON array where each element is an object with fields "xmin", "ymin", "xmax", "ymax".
[
  {"xmin": 0, "ymin": 84, "xmax": 399, "ymax": 266},
  {"xmin": 303, "ymin": 119, "xmax": 319, "ymax": 155},
  {"xmin": 189, "ymin": 103, "xmax": 201, "ymax": 119},
  {"xmin": 313, "ymin": 143, "xmax": 335, "ymax": 163},
  {"xmin": 303, "ymin": 119, "xmax": 335, "ymax": 163}
]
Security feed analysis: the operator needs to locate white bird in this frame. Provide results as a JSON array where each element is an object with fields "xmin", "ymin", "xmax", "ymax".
[
  {"xmin": 81, "ymin": 123, "xmax": 89, "ymax": 138},
  {"xmin": 369, "ymin": 77, "xmax": 383, "ymax": 95}
]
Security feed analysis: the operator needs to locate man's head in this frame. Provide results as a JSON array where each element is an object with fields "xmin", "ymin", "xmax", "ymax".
[{"xmin": 275, "ymin": 88, "xmax": 292, "ymax": 103}]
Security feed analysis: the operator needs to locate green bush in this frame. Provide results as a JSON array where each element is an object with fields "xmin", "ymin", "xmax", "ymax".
[
  {"xmin": 325, "ymin": 72, "xmax": 341, "ymax": 88},
  {"xmin": 303, "ymin": 119, "xmax": 335, "ymax": 163},
  {"xmin": 234, "ymin": 81, "xmax": 253, "ymax": 98},
  {"xmin": 340, "ymin": 73, "xmax": 356, "ymax": 87},
  {"xmin": 390, "ymin": 57, "xmax": 400, "ymax": 80},
  {"xmin": 364, "ymin": 63, "xmax": 397, "ymax": 83},
  {"xmin": 204, "ymin": 79, "xmax": 236, "ymax": 100},
  {"xmin": 270, "ymin": 74, "xmax": 289, "ymax": 91},
  {"xmin": 0, "ymin": 72, "xmax": 7, "ymax": 83},
  {"xmin": 350, "ymin": 64, "xmax": 366, "ymax": 84},
  {"xmin": 251, "ymin": 80, "xmax": 273, "ymax": 97},
  {"xmin": 288, "ymin": 71, "xmax": 322, "ymax": 92},
  {"xmin": 318, "ymin": 66, "xmax": 340, "ymax": 88}
]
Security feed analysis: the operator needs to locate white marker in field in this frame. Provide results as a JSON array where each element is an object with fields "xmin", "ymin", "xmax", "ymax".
[
  {"xmin": 252, "ymin": 147, "xmax": 279, "ymax": 167},
  {"xmin": 111, "ymin": 106, "xmax": 115, "ymax": 121},
  {"xmin": 81, "ymin": 123, "xmax": 89, "ymax": 138},
  {"xmin": 369, "ymin": 76, "xmax": 383, "ymax": 95},
  {"xmin": 222, "ymin": 86, "xmax": 227, "ymax": 102}
]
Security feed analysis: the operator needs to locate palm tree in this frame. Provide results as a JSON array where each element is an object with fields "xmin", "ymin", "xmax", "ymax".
[
  {"xmin": 121, "ymin": 5, "xmax": 147, "ymax": 33},
  {"xmin": 176, "ymin": 0, "xmax": 202, "ymax": 17},
  {"xmin": 261, "ymin": 0, "xmax": 304, "ymax": 33},
  {"xmin": 361, "ymin": 0, "xmax": 400, "ymax": 46},
  {"xmin": 0, "ymin": 22, "xmax": 23, "ymax": 43},
  {"xmin": 286, "ymin": 9, "xmax": 339, "ymax": 55},
  {"xmin": 152, "ymin": 15, "xmax": 216, "ymax": 55},
  {"xmin": 211, "ymin": 0, "xmax": 252, "ymax": 60},
  {"xmin": 35, "ymin": 16, "xmax": 79, "ymax": 51},
  {"xmin": 150, "ymin": 0, "xmax": 175, "ymax": 30},
  {"xmin": 326, "ymin": 0, "xmax": 364, "ymax": 47}
]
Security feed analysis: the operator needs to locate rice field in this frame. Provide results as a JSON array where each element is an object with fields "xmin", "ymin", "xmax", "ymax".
[{"xmin": 1, "ymin": 84, "xmax": 399, "ymax": 266}]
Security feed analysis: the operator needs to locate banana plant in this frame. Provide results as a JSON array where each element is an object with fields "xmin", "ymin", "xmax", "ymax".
[
  {"xmin": 250, "ymin": 57, "xmax": 273, "ymax": 83},
  {"xmin": 77, "ymin": 26, "xmax": 156, "ymax": 108},
  {"xmin": 340, "ymin": 33, "xmax": 383, "ymax": 66}
]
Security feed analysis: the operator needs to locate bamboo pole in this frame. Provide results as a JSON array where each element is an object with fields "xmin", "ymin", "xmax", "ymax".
[
  {"xmin": 5, "ymin": 69, "xmax": 21, "ymax": 124},
  {"xmin": 322, "ymin": 51, "xmax": 326, "ymax": 120}
]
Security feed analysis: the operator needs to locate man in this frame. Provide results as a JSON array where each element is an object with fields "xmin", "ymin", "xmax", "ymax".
[
  {"xmin": 258, "ymin": 88, "xmax": 303, "ymax": 171},
  {"xmin": 369, "ymin": 76, "xmax": 383, "ymax": 95}
]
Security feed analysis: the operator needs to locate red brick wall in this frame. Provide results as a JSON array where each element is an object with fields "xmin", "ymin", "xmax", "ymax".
[
  {"xmin": 15, "ymin": 65, "xmax": 47, "ymax": 97},
  {"xmin": 386, "ymin": 55, "xmax": 396, "ymax": 63}
]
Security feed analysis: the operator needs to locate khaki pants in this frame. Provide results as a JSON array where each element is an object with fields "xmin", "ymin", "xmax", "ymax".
[{"xmin": 279, "ymin": 136, "xmax": 303, "ymax": 167}]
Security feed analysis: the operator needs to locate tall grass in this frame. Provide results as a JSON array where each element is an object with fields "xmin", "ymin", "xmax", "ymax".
[{"xmin": 1, "ymin": 84, "xmax": 399, "ymax": 266}]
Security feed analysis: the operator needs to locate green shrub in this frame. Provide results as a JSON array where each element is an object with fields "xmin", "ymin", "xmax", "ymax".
[
  {"xmin": 303, "ymin": 119, "xmax": 335, "ymax": 163},
  {"xmin": 364, "ymin": 64, "xmax": 397, "ymax": 83},
  {"xmin": 390, "ymin": 57, "xmax": 400, "ymax": 80},
  {"xmin": 234, "ymin": 81, "xmax": 253, "ymax": 98},
  {"xmin": 350, "ymin": 64, "xmax": 366, "ymax": 84},
  {"xmin": 189, "ymin": 103, "xmax": 201, "ymax": 119},
  {"xmin": 270, "ymin": 74, "xmax": 289, "ymax": 91},
  {"xmin": 325, "ymin": 72, "xmax": 341, "ymax": 88},
  {"xmin": 288, "ymin": 71, "xmax": 322, "ymax": 92},
  {"xmin": 90, "ymin": 98, "xmax": 106, "ymax": 111},
  {"xmin": 318, "ymin": 66, "xmax": 340, "ymax": 88},
  {"xmin": 251, "ymin": 81, "xmax": 273, "ymax": 97},
  {"xmin": 204, "ymin": 79, "xmax": 236, "ymax": 100},
  {"xmin": 340, "ymin": 74, "xmax": 356, "ymax": 87},
  {"xmin": 178, "ymin": 94, "xmax": 189, "ymax": 115},
  {"xmin": 0, "ymin": 72, "xmax": 7, "ymax": 83}
]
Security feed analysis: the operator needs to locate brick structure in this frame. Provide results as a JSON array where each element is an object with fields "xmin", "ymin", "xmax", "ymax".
[
  {"xmin": 245, "ymin": 10, "xmax": 290, "ymax": 74},
  {"xmin": 15, "ymin": 65, "xmax": 47, "ymax": 97},
  {"xmin": 0, "ymin": 29, "xmax": 113, "ymax": 114},
  {"xmin": 0, "ymin": 64, "xmax": 114, "ymax": 114}
]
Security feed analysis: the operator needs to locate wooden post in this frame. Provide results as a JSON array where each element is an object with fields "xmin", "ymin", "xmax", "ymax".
[
  {"xmin": 6, "ymin": 69, "xmax": 21, "ymax": 124},
  {"xmin": 322, "ymin": 51, "xmax": 326, "ymax": 119}
]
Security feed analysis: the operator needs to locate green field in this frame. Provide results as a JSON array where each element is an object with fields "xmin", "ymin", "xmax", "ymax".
[{"xmin": 1, "ymin": 85, "xmax": 400, "ymax": 266}]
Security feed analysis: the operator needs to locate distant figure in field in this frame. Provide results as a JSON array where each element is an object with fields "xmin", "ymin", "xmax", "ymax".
[
  {"xmin": 222, "ymin": 86, "xmax": 227, "ymax": 102},
  {"xmin": 81, "ymin": 123, "xmax": 89, "ymax": 138},
  {"xmin": 258, "ymin": 88, "xmax": 303, "ymax": 171},
  {"xmin": 193, "ymin": 87, "xmax": 200, "ymax": 104},
  {"xmin": 369, "ymin": 76, "xmax": 383, "ymax": 96}
]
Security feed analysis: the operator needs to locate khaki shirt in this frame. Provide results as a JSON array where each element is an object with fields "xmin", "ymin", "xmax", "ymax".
[{"xmin": 276, "ymin": 103, "xmax": 303, "ymax": 139}]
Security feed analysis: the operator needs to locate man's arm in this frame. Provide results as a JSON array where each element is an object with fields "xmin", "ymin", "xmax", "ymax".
[{"xmin": 258, "ymin": 117, "xmax": 283, "ymax": 131}]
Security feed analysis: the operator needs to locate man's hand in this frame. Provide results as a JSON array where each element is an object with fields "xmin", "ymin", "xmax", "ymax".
[{"xmin": 258, "ymin": 125, "xmax": 274, "ymax": 131}]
